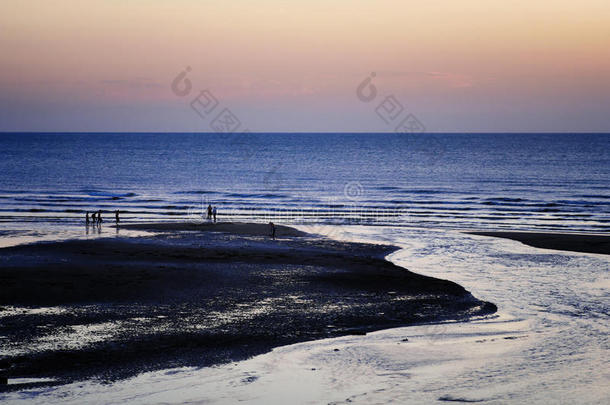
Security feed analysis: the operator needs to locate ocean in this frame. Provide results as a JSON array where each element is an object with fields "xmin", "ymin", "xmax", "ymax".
[
  {"xmin": 0, "ymin": 133, "xmax": 608, "ymax": 246},
  {"xmin": 0, "ymin": 132, "xmax": 609, "ymax": 403}
]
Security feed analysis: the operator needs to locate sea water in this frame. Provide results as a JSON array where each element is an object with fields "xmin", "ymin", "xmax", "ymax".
[
  {"xmin": 0, "ymin": 133, "xmax": 608, "ymax": 247},
  {"xmin": 0, "ymin": 133, "xmax": 608, "ymax": 403}
]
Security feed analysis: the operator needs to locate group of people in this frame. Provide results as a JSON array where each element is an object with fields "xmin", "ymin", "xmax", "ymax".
[
  {"xmin": 86, "ymin": 210, "xmax": 120, "ymax": 225},
  {"xmin": 83, "ymin": 205, "xmax": 279, "ymax": 239},
  {"xmin": 206, "ymin": 204, "xmax": 218, "ymax": 222},
  {"xmin": 85, "ymin": 205, "xmax": 219, "ymax": 225}
]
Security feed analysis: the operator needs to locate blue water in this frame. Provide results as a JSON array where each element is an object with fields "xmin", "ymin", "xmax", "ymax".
[
  {"xmin": 0, "ymin": 133, "xmax": 608, "ymax": 236},
  {"xmin": 1, "ymin": 133, "xmax": 609, "ymax": 404}
]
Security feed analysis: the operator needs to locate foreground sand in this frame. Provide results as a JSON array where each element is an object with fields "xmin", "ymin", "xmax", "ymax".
[
  {"xmin": 0, "ymin": 222, "xmax": 496, "ymax": 388},
  {"xmin": 468, "ymin": 231, "xmax": 610, "ymax": 255}
]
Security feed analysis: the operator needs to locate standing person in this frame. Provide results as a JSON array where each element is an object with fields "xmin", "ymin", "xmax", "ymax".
[
  {"xmin": 207, "ymin": 204, "xmax": 213, "ymax": 220},
  {"xmin": 212, "ymin": 206, "xmax": 217, "ymax": 223},
  {"xmin": 97, "ymin": 210, "xmax": 103, "ymax": 224},
  {"xmin": 115, "ymin": 210, "xmax": 120, "ymax": 225},
  {"xmin": 91, "ymin": 212, "xmax": 97, "ymax": 223},
  {"xmin": 269, "ymin": 222, "xmax": 276, "ymax": 240},
  {"xmin": 86, "ymin": 212, "xmax": 90, "ymax": 225}
]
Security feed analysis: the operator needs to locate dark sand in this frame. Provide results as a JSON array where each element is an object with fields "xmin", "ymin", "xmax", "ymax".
[
  {"xmin": 120, "ymin": 221, "xmax": 307, "ymax": 237},
  {"xmin": 468, "ymin": 231, "xmax": 610, "ymax": 255},
  {"xmin": 0, "ymin": 222, "xmax": 496, "ymax": 389}
]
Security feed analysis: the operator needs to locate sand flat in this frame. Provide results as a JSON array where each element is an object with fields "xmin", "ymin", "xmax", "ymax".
[
  {"xmin": 468, "ymin": 231, "xmax": 610, "ymax": 255},
  {"xmin": 0, "ymin": 222, "xmax": 496, "ymax": 387},
  {"xmin": 119, "ymin": 221, "xmax": 307, "ymax": 237}
]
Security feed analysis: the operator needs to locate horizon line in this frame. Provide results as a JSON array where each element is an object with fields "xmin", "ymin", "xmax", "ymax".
[{"xmin": 2, "ymin": 131, "xmax": 610, "ymax": 135}]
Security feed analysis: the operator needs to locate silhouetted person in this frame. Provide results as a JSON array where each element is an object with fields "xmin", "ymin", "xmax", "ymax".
[
  {"xmin": 207, "ymin": 204, "xmax": 213, "ymax": 220},
  {"xmin": 86, "ymin": 212, "xmax": 90, "ymax": 225},
  {"xmin": 212, "ymin": 206, "xmax": 217, "ymax": 223},
  {"xmin": 269, "ymin": 222, "xmax": 276, "ymax": 240},
  {"xmin": 91, "ymin": 212, "xmax": 97, "ymax": 223},
  {"xmin": 97, "ymin": 210, "xmax": 103, "ymax": 224},
  {"xmin": 115, "ymin": 210, "xmax": 120, "ymax": 224}
]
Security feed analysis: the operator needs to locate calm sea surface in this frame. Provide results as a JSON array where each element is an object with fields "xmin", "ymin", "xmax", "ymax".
[{"xmin": 1, "ymin": 133, "xmax": 608, "ymax": 241}]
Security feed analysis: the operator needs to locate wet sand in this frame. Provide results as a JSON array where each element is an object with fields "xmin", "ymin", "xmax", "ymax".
[
  {"xmin": 468, "ymin": 231, "xmax": 610, "ymax": 255},
  {"xmin": 0, "ymin": 223, "xmax": 496, "ymax": 389},
  {"xmin": 120, "ymin": 221, "xmax": 307, "ymax": 237}
]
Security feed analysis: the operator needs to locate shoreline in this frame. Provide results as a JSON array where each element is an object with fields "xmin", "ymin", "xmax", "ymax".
[
  {"xmin": 467, "ymin": 231, "xmax": 610, "ymax": 255},
  {"xmin": 118, "ymin": 221, "xmax": 308, "ymax": 237},
  {"xmin": 0, "ymin": 222, "xmax": 496, "ymax": 389}
]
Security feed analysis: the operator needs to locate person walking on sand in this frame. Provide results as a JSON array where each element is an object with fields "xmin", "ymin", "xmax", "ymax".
[
  {"xmin": 91, "ymin": 212, "xmax": 96, "ymax": 223},
  {"xmin": 269, "ymin": 222, "xmax": 276, "ymax": 240},
  {"xmin": 97, "ymin": 210, "xmax": 103, "ymax": 224},
  {"xmin": 207, "ymin": 204, "xmax": 213, "ymax": 220},
  {"xmin": 115, "ymin": 210, "xmax": 120, "ymax": 225},
  {"xmin": 86, "ymin": 212, "xmax": 90, "ymax": 225},
  {"xmin": 212, "ymin": 206, "xmax": 217, "ymax": 223}
]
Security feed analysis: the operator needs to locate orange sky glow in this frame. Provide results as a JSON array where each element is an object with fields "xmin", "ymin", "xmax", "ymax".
[{"xmin": 1, "ymin": 0, "xmax": 609, "ymax": 131}]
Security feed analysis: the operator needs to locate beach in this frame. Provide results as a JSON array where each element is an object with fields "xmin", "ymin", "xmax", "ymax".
[
  {"xmin": 468, "ymin": 231, "xmax": 610, "ymax": 255},
  {"xmin": 0, "ymin": 222, "xmax": 496, "ymax": 389},
  {"xmin": 2, "ymin": 224, "xmax": 608, "ymax": 404},
  {"xmin": 0, "ymin": 133, "xmax": 608, "ymax": 403}
]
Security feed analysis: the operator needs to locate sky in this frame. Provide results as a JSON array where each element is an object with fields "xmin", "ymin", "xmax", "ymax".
[{"xmin": 1, "ymin": 0, "xmax": 609, "ymax": 132}]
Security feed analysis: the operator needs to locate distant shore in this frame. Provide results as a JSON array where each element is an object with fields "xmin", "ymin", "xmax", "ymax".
[
  {"xmin": 468, "ymin": 231, "xmax": 610, "ymax": 255},
  {"xmin": 0, "ymin": 222, "xmax": 496, "ymax": 389}
]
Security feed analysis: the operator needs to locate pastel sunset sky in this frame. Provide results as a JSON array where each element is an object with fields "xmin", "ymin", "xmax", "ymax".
[{"xmin": 1, "ymin": 0, "xmax": 609, "ymax": 132}]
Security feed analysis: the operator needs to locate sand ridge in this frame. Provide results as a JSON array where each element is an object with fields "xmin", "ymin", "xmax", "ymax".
[{"xmin": 0, "ymin": 222, "xmax": 496, "ymax": 388}]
